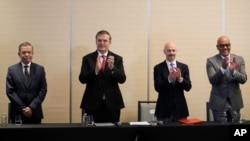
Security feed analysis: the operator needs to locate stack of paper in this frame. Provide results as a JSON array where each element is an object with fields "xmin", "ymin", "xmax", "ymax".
[
  {"xmin": 94, "ymin": 123, "xmax": 115, "ymax": 126},
  {"xmin": 129, "ymin": 121, "xmax": 150, "ymax": 125}
]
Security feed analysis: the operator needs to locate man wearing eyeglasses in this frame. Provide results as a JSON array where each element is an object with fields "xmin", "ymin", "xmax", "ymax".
[{"xmin": 206, "ymin": 36, "xmax": 247, "ymax": 123}]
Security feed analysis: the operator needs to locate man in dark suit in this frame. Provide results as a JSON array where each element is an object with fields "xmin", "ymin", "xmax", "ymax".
[
  {"xmin": 206, "ymin": 36, "xmax": 247, "ymax": 122},
  {"xmin": 79, "ymin": 30, "xmax": 126, "ymax": 123},
  {"xmin": 6, "ymin": 42, "xmax": 47, "ymax": 124},
  {"xmin": 153, "ymin": 41, "xmax": 192, "ymax": 123}
]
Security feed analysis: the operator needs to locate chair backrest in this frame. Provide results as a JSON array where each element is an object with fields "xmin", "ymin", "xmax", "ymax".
[
  {"xmin": 206, "ymin": 102, "xmax": 214, "ymax": 121},
  {"xmin": 138, "ymin": 101, "xmax": 157, "ymax": 122}
]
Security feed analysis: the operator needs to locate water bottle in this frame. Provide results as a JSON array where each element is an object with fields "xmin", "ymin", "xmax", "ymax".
[
  {"xmin": 221, "ymin": 112, "xmax": 227, "ymax": 124},
  {"xmin": 82, "ymin": 113, "xmax": 88, "ymax": 126},
  {"xmin": 232, "ymin": 110, "xmax": 238, "ymax": 123},
  {"xmin": 1, "ymin": 113, "xmax": 8, "ymax": 127}
]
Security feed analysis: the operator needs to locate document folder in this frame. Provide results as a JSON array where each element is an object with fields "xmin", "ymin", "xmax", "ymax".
[{"xmin": 178, "ymin": 118, "xmax": 204, "ymax": 125}]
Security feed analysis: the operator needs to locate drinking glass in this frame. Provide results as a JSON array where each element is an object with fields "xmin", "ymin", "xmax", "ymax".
[
  {"xmin": 15, "ymin": 115, "xmax": 22, "ymax": 126},
  {"xmin": 239, "ymin": 113, "xmax": 246, "ymax": 124}
]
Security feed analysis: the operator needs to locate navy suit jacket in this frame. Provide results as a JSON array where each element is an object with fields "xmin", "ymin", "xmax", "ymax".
[
  {"xmin": 153, "ymin": 60, "xmax": 192, "ymax": 118},
  {"xmin": 79, "ymin": 50, "xmax": 126, "ymax": 111},
  {"xmin": 6, "ymin": 62, "xmax": 47, "ymax": 120},
  {"xmin": 206, "ymin": 53, "xmax": 247, "ymax": 110}
]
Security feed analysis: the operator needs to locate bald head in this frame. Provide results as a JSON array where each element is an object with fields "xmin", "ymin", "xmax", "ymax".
[
  {"xmin": 216, "ymin": 36, "xmax": 231, "ymax": 57},
  {"xmin": 163, "ymin": 41, "xmax": 177, "ymax": 62},
  {"xmin": 164, "ymin": 41, "xmax": 176, "ymax": 49},
  {"xmin": 217, "ymin": 36, "xmax": 231, "ymax": 45}
]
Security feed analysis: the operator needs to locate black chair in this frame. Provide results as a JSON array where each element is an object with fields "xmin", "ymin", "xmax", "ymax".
[
  {"xmin": 138, "ymin": 101, "xmax": 157, "ymax": 122},
  {"xmin": 206, "ymin": 102, "xmax": 214, "ymax": 121}
]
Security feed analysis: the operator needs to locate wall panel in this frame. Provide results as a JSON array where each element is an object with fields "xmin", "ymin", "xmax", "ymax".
[
  {"xmin": 0, "ymin": 0, "xmax": 70, "ymax": 123},
  {"xmin": 226, "ymin": 0, "xmax": 250, "ymax": 119},
  {"xmin": 71, "ymin": 0, "xmax": 148, "ymax": 123}
]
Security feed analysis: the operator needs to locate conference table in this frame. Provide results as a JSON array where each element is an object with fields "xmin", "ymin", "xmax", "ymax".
[{"xmin": 0, "ymin": 121, "xmax": 249, "ymax": 141}]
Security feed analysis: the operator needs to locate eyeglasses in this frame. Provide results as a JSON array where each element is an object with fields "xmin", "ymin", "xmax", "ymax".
[{"xmin": 218, "ymin": 43, "xmax": 231, "ymax": 48}]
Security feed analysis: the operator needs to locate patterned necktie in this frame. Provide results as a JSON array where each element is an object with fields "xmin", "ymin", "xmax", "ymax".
[{"xmin": 101, "ymin": 55, "xmax": 106, "ymax": 71}]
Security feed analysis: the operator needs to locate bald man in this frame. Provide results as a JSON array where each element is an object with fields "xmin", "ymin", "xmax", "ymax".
[
  {"xmin": 206, "ymin": 36, "xmax": 247, "ymax": 123},
  {"xmin": 153, "ymin": 41, "xmax": 192, "ymax": 123}
]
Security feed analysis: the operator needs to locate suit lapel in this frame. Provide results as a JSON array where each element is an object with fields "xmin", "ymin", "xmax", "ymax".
[
  {"xmin": 29, "ymin": 63, "xmax": 37, "ymax": 82},
  {"xmin": 176, "ymin": 61, "xmax": 180, "ymax": 69},
  {"xmin": 161, "ymin": 61, "xmax": 169, "ymax": 78},
  {"xmin": 26, "ymin": 63, "xmax": 34, "ymax": 87},
  {"xmin": 215, "ymin": 55, "xmax": 222, "ymax": 69}
]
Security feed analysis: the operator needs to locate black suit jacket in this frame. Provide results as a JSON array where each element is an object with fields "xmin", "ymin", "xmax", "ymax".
[
  {"xmin": 6, "ymin": 62, "xmax": 47, "ymax": 120},
  {"xmin": 153, "ymin": 60, "xmax": 192, "ymax": 118},
  {"xmin": 79, "ymin": 50, "xmax": 126, "ymax": 111}
]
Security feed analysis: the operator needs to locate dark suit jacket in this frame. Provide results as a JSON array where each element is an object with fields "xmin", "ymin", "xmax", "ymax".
[
  {"xmin": 79, "ymin": 50, "xmax": 126, "ymax": 111},
  {"xmin": 206, "ymin": 53, "xmax": 247, "ymax": 110},
  {"xmin": 153, "ymin": 61, "xmax": 192, "ymax": 118},
  {"xmin": 6, "ymin": 62, "xmax": 47, "ymax": 120}
]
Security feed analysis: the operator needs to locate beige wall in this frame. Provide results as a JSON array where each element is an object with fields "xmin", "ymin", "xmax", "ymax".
[{"xmin": 0, "ymin": 0, "xmax": 249, "ymax": 123}]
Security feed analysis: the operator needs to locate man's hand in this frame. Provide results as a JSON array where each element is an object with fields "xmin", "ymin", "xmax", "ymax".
[
  {"xmin": 175, "ymin": 67, "xmax": 183, "ymax": 80},
  {"xmin": 107, "ymin": 55, "xmax": 115, "ymax": 70},
  {"xmin": 229, "ymin": 57, "xmax": 239, "ymax": 73},
  {"xmin": 22, "ymin": 107, "xmax": 33, "ymax": 117}
]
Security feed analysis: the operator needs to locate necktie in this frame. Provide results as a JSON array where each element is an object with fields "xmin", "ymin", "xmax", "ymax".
[
  {"xmin": 226, "ymin": 68, "xmax": 230, "ymax": 77},
  {"xmin": 101, "ymin": 55, "xmax": 106, "ymax": 71},
  {"xmin": 225, "ymin": 57, "xmax": 230, "ymax": 77},
  {"xmin": 170, "ymin": 63, "xmax": 176, "ymax": 84},
  {"xmin": 170, "ymin": 63, "xmax": 174, "ymax": 69},
  {"xmin": 24, "ymin": 65, "xmax": 29, "ymax": 80}
]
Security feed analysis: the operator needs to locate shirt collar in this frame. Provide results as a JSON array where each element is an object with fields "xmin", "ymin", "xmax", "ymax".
[
  {"xmin": 221, "ymin": 54, "xmax": 230, "ymax": 59},
  {"xmin": 21, "ymin": 62, "xmax": 31, "ymax": 67},
  {"xmin": 166, "ymin": 60, "xmax": 176, "ymax": 66},
  {"xmin": 98, "ymin": 51, "xmax": 108, "ymax": 57}
]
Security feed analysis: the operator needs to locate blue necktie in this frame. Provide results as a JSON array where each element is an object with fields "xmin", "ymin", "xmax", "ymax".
[{"xmin": 226, "ymin": 67, "xmax": 230, "ymax": 77}]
